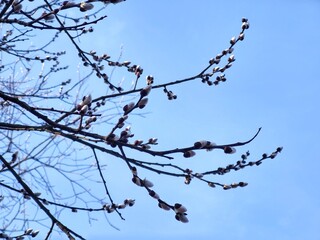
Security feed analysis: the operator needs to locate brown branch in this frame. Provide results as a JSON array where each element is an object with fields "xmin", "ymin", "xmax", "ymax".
[{"xmin": 0, "ymin": 155, "xmax": 85, "ymax": 240}]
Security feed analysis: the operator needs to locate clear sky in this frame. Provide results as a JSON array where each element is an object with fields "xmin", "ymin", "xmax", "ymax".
[
  {"xmin": 65, "ymin": 1, "xmax": 320, "ymax": 240},
  {"xmin": 9, "ymin": 1, "xmax": 319, "ymax": 239}
]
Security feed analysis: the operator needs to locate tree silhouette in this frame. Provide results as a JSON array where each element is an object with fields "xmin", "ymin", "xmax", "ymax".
[{"xmin": 0, "ymin": 1, "xmax": 282, "ymax": 239}]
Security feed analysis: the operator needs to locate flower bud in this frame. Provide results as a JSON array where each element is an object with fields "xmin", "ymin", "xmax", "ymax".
[
  {"xmin": 158, "ymin": 202, "xmax": 171, "ymax": 211},
  {"xmin": 117, "ymin": 204, "xmax": 126, "ymax": 209},
  {"xmin": 12, "ymin": 1, "xmax": 22, "ymax": 13},
  {"xmin": 224, "ymin": 146, "xmax": 236, "ymax": 154},
  {"xmin": 80, "ymin": 105, "xmax": 88, "ymax": 115},
  {"xmin": 194, "ymin": 173, "xmax": 204, "ymax": 178},
  {"xmin": 194, "ymin": 140, "xmax": 211, "ymax": 149},
  {"xmin": 63, "ymin": 1, "xmax": 76, "ymax": 7},
  {"xmin": 148, "ymin": 138, "xmax": 158, "ymax": 144},
  {"xmin": 230, "ymin": 36, "xmax": 236, "ymax": 45},
  {"xmin": 132, "ymin": 176, "xmax": 143, "ymax": 186},
  {"xmin": 25, "ymin": 228, "xmax": 33, "ymax": 235},
  {"xmin": 213, "ymin": 66, "xmax": 220, "ymax": 73},
  {"xmin": 131, "ymin": 167, "xmax": 137, "ymax": 175},
  {"xmin": 242, "ymin": 22, "xmax": 250, "ymax": 30},
  {"xmin": 123, "ymin": 61, "xmax": 131, "ymax": 66},
  {"xmin": 80, "ymin": 2, "xmax": 94, "ymax": 12},
  {"xmin": 143, "ymin": 178, "xmax": 154, "ymax": 188},
  {"xmin": 174, "ymin": 203, "xmax": 187, "ymax": 213},
  {"xmin": 141, "ymin": 144, "xmax": 151, "ymax": 150},
  {"xmin": 242, "ymin": 17, "xmax": 249, "ymax": 22},
  {"xmin": 44, "ymin": 13, "xmax": 55, "ymax": 21},
  {"xmin": 228, "ymin": 55, "xmax": 235, "ymax": 62},
  {"xmin": 140, "ymin": 85, "xmax": 152, "ymax": 97},
  {"xmin": 239, "ymin": 182, "xmax": 248, "ymax": 187},
  {"xmin": 104, "ymin": 204, "xmax": 115, "ymax": 213},
  {"xmin": 239, "ymin": 33, "xmax": 245, "ymax": 41},
  {"xmin": 85, "ymin": 116, "xmax": 97, "ymax": 125},
  {"xmin": 77, "ymin": 95, "xmax": 92, "ymax": 110},
  {"xmin": 138, "ymin": 98, "xmax": 148, "ymax": 109},
  {"xmin": 118, "ymin": 115, "xmax": 128, "ymax": 124},
  {"xmin": 124, "ymin": 198, "xmax": 135, "ymax": 207},
  {"xmin": 31, "ymin": 230, "xmax": 40, "ymax": 238},
  {"xmin": 133, "ymin": 140, "xmax": 143, "ymax": 146},
  {"xmin": 149, "ymin": 190, "xmax": 159, "ymax": 199},
  {"xmin": 123, "ymin": 102, "xmax": 135, "ymax": 113},
  {"xmin": 183, "ymin": 150, "xmax": 196, "ymax": 158},
  {"xmin": 175, "ymin": 213, "xmax": 189, "ymax": 223},
  {"xmin": 12, "ymin": 151, "xmax": 18, "ymax": 162},
  {"xmin": 270, "ymin": 152, "xmax": 277, "ymax": 159},
  {"xmin": 231, "ymin": 183, "xmax": 238, "ymax": 188}
]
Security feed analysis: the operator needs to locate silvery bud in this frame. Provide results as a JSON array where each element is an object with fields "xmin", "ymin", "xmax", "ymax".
[
  {"xmin": 123, "ymin": 102, "xmax": 135, "ymax": 113},
  {"xmin": 80, "ymin": 105, "xmax": 88, "ymax": 115},
  {"xmin": 224, "ymin": 146, "xmax": 236, "ymax": 154},
  {"xmin": 174, "ymin": 203, "xmax": 187, "ymax": 213},
  {"xmin": 132, "ymin": 176, "xmax": 142, "ymax": 186},
  {"xmin": 80, "ymin": 2, "xmax": 94, "ymax": 12},
  {"xmin": 230, "ymin": 36, "xmax": 237, "ymax": 45},
  {"xmin": 25, "ymin": 228, "xmax": 33, "ymax": 235},
  {"xmin": 158, "ymin": 202, "xmax": 171, "ymax": 211},
  {"xmin": 124, "ymin": 198, "xmax": 135, "ymax": 206},
  {"xmin": 143, "ymin": 178, "xmax": 154, "ymax": 188},
  {"xmin": 149, "ymin": 190, "xmax": 159, "ymax": 199},
  {"xmin": 12, "ymin": 151, "xmax": 18, "ymax": 162},
  {"xmin": 140, "ymin": 85, "xmax": 152, "ymax": 97},
  {"xmin": 194, "ymin": 140, "xmax": 211, "ymax": 149},
  {"xmin": 183, "ymin": 150, "xmax": 196, "ymax": 158},
  {"xmin": 175, "ymin": 213, "xmax": 189, "ymax": 223},
  {"xmin": 138, "ymin": 98, "xmax": 148, "ymax": 109},
  {"xmin": 31, "ymin": 230, "xmax": 40, "ymax": 238}
]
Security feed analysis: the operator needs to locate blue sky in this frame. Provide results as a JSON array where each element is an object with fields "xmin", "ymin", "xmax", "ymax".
[
  {"xmin": 68, "ymin": 1, "xmax": 320, "ymax": 240},
  {"xmin": 4, "ymin": 1, "xmax": 318, "ymax": 239}
]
